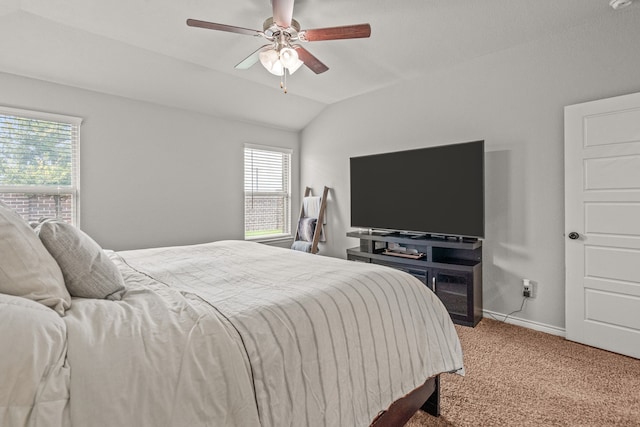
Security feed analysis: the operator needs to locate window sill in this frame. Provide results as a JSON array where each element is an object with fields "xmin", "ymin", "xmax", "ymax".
[{"xmin": 246, "ymin": 234, "xmax": 293, "ymax": 245}]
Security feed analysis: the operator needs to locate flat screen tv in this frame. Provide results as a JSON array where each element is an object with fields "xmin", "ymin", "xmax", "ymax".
[{"xmin": 350, "ymin": 140, "xmax": 484, "ymax": 239}]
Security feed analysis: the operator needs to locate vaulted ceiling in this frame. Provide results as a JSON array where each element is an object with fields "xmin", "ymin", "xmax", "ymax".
[{"xmin": 0, "ymin": 0, "xmax": 624, "ymax": 130}]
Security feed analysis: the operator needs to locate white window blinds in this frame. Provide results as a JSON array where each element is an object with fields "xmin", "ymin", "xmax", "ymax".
[
  {"xmin": 0, "ymin": 106, "xmax": 81, "ymax": 224},
  {"xmin": 244, "ymin": 145, "xmax": 292, "ymax": 240}
]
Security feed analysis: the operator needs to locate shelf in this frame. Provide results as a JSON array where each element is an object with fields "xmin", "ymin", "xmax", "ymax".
[
  {"xmin": 347, "ymin": 247, "xmax": 479, "ymax": 272},
  {"xmin": 347, "ymin": 230, "xmax": 482, "ymax": 327},
  {"xmin": 433, "ymin": 257, "xmax": 480, "ymax": 267},
  {"xmin": 347, "ymin": 230, "xmax": 482, "ymax": 250}
]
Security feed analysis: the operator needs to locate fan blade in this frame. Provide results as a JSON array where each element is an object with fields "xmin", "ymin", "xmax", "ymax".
[
  {"xmin": 272, "ymin": 0, "xmax": 294, "ymax": 28},
  {"xmin": 235, "ymin": 45, "xmax": 271, "ymax": 70},
  {"xmin": 186, "ymin": 19, "xmax": 262, "ymax": 37},
  {"xmin": 301, "ymin": 24, "xmax": 371, "ymax": 41},
  {"xmin": 293, "ymin": 45, "xmax": 329, "ymax": 74}
]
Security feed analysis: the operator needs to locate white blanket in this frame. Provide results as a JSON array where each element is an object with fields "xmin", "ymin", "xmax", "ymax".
[
  {"xmin": 303, "ymin": 196, "xmax": 326, "ymax": 241},
  {"xmin": 115, "ymin": 240, "xmax": 464, "ymax": 426},
  {"xmin": 0, "ymin": 294, "xmax": 69, "ymax": 427}
]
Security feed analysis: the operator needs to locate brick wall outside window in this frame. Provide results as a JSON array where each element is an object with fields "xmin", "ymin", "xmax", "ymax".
[
  {"xmin": 0, "ymin": 192, "xmax": 73, "ymax": 223},
  {"xmin": 245, "ymin": 195, "xmax": 289, "ymax": 235}
]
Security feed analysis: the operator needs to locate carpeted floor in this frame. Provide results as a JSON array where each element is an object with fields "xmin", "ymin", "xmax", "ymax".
[{"xmin": 406, "ymin": 318, "xmax": 640, "ymax": 426}]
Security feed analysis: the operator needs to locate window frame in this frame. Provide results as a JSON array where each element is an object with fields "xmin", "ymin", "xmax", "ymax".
[
  {"xmin": 244, "ymin": 143, "xmax": 293, "ymax": 242},
  {"xmin": 0, "ymin": 106, "xmax": 82, "ymax": 225}
]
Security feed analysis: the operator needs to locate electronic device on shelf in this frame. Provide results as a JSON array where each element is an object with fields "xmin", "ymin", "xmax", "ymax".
[{"xmin": 382, "ymin": 249, "xmax": 425, "ymax": 259}]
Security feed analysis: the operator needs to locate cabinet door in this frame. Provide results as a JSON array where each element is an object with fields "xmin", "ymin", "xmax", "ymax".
[
  {"xmin": 432, "ymin": 269, "xmax": 473, "ymax": 321},
  {"xmin": 404, "ymin": 266, "xmax": 430, "ymax": 286}
]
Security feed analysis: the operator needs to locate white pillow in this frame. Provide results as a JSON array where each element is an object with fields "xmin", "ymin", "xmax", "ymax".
[
  {"xmin": 0, "ymin": 201, "xmax": 70, "ymax": 315},
  {"xmin": 35, "ymin": 219, "xmax": 126, "ymax": 300}
]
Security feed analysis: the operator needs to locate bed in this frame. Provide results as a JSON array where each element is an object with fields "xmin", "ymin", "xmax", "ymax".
[{"xmin": 0, "ymin": 203, "xmax": 464, "ymax": 427}]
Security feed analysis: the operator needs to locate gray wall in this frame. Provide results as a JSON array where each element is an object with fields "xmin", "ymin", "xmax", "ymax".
[
  {"xmin": 0, "ymin": 72, "xmax": 300, "ymax": 251},
  {"xmin": 300, "ymin": 8, "xmax": 640, "ymax": 330}
]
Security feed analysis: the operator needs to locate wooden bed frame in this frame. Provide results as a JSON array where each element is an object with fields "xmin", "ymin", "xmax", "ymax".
[{"xmin": 370, "ymin": 375, "xmax": 440, "ymax": 426}]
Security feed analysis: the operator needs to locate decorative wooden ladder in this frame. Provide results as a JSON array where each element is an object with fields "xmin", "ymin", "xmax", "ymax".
[{"xmin": 294, "ymin": 186, "xmax": 329, "ymax": 254}]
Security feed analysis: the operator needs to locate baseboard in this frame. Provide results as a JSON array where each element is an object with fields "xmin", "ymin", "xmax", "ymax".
[{"xmin": 482, "ymin": 309, "xmax": 566, "ymax": 337}]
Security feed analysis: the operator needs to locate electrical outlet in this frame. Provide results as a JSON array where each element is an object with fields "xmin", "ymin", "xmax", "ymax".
[{"xmin": 523, "ymin": 279, "xmax": 532, "ymax": 298}]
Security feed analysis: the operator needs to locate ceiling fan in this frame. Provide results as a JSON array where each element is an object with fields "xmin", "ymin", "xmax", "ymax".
[{"xmin": 187, "ymin": 0, "xmax": 371, "ymax": 93}]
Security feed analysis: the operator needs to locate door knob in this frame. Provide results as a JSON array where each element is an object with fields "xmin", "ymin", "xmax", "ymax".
[{"xmin": 568, "ymin": 232, "xmax": 580, "ymax": 240}]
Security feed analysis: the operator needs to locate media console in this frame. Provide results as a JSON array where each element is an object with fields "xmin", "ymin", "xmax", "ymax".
[{"xmin": 347, "ymin": 230, "xmax": 482, "ymax": 327}]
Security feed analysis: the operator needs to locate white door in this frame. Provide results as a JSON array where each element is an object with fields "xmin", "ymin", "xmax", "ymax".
[{"xmin": 565, "ymin": 92, "xmax": 640, "ymax": 359}]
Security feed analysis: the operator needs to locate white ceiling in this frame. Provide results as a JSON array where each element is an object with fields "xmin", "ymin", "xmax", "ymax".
[{"xmin": 0, "ymin": 0, "xmax": 625, "ymax": 130}]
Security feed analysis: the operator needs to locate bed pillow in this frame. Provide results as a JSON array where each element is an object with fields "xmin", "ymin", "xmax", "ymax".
[
  {"xmin": 35, "ymin": 219, "xmax": 126, "ymax": 300},
  {"xmin": 0, "ymin": 201, "xmax": 71, "ymax": 316}
]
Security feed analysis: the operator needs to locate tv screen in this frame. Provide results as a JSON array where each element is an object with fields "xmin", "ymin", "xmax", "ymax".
[{"xmin": 350, "ymin": 140, "xmax": 484, "ymax": 238}]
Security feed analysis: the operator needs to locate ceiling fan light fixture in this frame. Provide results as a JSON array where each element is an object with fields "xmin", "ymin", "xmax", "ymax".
[
  {"xmin": 268, "ymin": 60, "xmax": 285, "ymax": 76},
  {"xmin": 259, "ymin": 45, "xmax": 303, "ymax": 76},
  {"xmin": 286, "ymin": 58, "xmax": 304, "ymax": 75},
  {"xmin": 279, "ymin": 46, "xmax": 303, "ymax": 74},
  {"xmin": 279, "ymin": 47, "xmax": 298, "ymax": 68},
  {"xmin": 259, "ymin": 48, "xmax": 284, "ymax": 76}
]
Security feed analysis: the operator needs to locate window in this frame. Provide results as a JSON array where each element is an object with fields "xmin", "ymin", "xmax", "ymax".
[
  {"xmin": 0, "ymin": 106, "xmax": 81, "ymax": 225},
  {"xmin": 244, "ymin": 144, "xmax": 292, "ymax": 240}
]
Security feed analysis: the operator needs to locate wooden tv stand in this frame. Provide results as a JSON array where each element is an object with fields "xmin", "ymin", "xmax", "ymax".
[{"xmin": 347, "ymin": 230, "xmax": 482, "ymax": 327}]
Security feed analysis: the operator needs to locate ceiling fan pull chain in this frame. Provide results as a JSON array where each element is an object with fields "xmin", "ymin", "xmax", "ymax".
[
  {"xmin": 280, "ymin": 69, "xmax": 288, "ymax": 94},
  {"xmin": 284, "ymin": 69, "xmax": 288, "ymax": 94}
]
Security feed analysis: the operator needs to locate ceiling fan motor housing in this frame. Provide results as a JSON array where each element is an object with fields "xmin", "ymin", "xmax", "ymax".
[{"xmin": 263, "ymin": 17, "xmax": 301, "ymax": 39}]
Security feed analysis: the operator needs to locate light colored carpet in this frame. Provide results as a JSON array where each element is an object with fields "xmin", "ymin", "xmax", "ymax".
[{"xmin": 406, "ymin": 318, "xmax": 640, "ymax": 426}]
